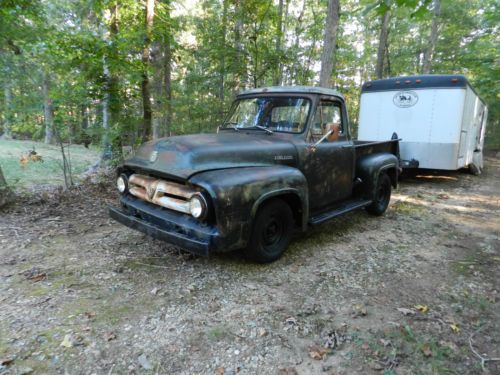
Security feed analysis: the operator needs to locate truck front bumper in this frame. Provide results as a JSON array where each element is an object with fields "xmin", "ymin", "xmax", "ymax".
[{"xmin": 109, "ymin": 194, "xmax": 219, "ymax": 256}]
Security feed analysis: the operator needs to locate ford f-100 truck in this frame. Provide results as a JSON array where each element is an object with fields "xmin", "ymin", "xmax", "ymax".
[{"xmin": 109, "ymin": 86, "xmax": 400, "ymax": 262}]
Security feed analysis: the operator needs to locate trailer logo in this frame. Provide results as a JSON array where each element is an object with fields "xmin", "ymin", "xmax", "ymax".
[{"xmin": 393, "ymin": 91, "xmax": 418, "ymax": 108}]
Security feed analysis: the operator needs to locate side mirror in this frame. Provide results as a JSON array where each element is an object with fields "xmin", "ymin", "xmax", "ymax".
[
  {"xmin": 308, "ymin": 129, "xmax": 334, "ymax": 151},
  {"xmin": 327, "ymin": 123, "xmax": 341, "ymax": 142}
]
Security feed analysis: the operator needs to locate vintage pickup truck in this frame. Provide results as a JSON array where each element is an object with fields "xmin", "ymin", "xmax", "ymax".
[{"xmin": 109, "ymin": 86, "xmax": 400, "ymax": 262}]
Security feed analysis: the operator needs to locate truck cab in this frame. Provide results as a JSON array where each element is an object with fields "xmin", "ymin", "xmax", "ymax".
[{"xmin": 109, "ymin": 86, "xmax": 399, "ymax": 262}]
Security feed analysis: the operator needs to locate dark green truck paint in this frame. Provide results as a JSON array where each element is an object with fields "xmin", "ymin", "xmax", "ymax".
[{"xmin": 109, "ymin": 86, "xmax": 399, "ymax": 259}]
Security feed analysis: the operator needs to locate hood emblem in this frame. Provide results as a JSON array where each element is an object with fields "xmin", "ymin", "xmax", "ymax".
[{"xmin": 149, "ymin": 150, "xmax": 158, "ymax": 163}]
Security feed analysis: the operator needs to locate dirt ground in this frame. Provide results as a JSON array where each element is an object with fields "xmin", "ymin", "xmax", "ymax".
[{"xmin": 1, "ymin": 157, "xmax": 499, "ymax": 375}]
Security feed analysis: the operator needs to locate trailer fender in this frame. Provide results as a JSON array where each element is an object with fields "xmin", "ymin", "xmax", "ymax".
[{"xmin": 355, "ymin": 153, "xmax": 398, "ymax": 200}]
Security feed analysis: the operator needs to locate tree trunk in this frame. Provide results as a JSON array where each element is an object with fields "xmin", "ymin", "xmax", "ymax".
[
  {"xmin": 0, "ymin": 165, "xmax": 13, "ymax": 208},
  {"xmin": 422, "ymin": 0, "xmax": 440, "ymax": 74},
  {"xmin": 273, "ymin": 0, "xmax": 284, "ymax": 86},
  {"xmin": 2, "ymin": 84, "xmax": 12, "ymax": 138},
  {"xmin": 80, "ymin": 104, "xmax": 90, "ymax": 133},
  {"xmin": 233, "ymin": 0, "xmax": 245, "ymax": 94},
  {"xmin": 319, "ymin": 0, "xmax": 340, "ymax": 88},
  {"xmin": 42, "ymin": 70, "xmax": 54, "ymax": 144},
  {"xmin": 141, "ymin": 0, "xmax": 155, "ymax": 141},
  {"xmin": 375, "ymin": 10, "xmax": 391, "ymax": 79},
  {"xmin": 97, "ymin": 2, "xmax": 122, "ymax": 165},
  {"xmin": 100, "ymin": 56, "xmax": 112, "ymax": 162},
  {"xmin": 219, "ymin": 0, "xmax": 227, "ymax": 105},
  {"xmin": 291, "ymin": 0, "xmax": 307, "ymax": 84},
  {"xmin": 164, "ymin": 38, "xmax": 172, "ymax": 137}
]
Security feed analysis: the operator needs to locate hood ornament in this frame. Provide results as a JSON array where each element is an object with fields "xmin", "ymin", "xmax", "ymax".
[{"xmin": 149, "ymin": 150, "xmax": 158, "ymax": 163}]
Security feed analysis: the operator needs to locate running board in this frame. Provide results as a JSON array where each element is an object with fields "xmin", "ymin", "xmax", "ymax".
[{"xmin": 309, "ymin": 199, "xmax": 372, "ymax": 225}]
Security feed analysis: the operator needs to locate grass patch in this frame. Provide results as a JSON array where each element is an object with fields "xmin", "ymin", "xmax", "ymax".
[
  {"xmin": 0, "ymin": 139, "xmax": 99, "ymax": 189},
  {"xmin": 207, "ymin": 325, "xmax": 231, "ymax": 341},
  {"xmin": 358, "ymin": 325, "xmax": 460, "ymax": 375},
  {"xmin": 392, "ymin": 201, "xmax": 427, "ymax": 216}
]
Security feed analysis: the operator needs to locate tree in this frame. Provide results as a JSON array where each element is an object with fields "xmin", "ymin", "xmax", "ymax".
[
  {"xmin": 0, "ymin": 165, "xmax": 13, "ymax": 208},
  {"xmin": 375, "ymin": 9, "xmax": 391, "ymax": 79},
  {"xmin": 42, "ymin": 69, "xmax": 54, "ymax": 144},
  {"xmin": 2, "ymin": 84, "xmax": 13, "ymax": 138},
  {"xmin": 422, "ymin": 0, "xmax": 440, "ymax": 73},
  {"xmin": 141, "ymin": 0, "xmax": 155, "ymax": 141},
  {"xmin": 273, "ymin": 0, "xmax": 285, "ymax": 85},
  {"xmin": 319, "ymin": 0, "xmax": 340, "ymax": 87}
]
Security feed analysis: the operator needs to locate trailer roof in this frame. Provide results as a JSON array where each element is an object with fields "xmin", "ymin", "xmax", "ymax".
[
  {"xmin": 239, "ymin": 86, "xmax": 344, "ymax": 100},
  {"xmin": 361, "ymin": 75, "xmax": 472, "ymax": 93}
]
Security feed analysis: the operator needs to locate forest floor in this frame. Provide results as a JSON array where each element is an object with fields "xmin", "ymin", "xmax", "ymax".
[{"xmin": 0, "ymin": 155, "xmax": 499, "ymax": 375}]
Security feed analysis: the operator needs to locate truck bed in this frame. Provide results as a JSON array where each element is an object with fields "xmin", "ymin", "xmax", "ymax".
[{"xmin": 354, "ymin": 139, "xmax": 400, "ymax": 159}]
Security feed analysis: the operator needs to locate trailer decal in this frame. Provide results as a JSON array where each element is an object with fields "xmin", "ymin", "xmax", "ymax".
[{"xmin": 393, "ymin": 91, "xmax": 418, "ymax": 108}]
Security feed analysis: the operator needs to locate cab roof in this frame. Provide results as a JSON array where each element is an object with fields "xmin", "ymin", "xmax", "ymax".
[{"xmin": 239, "ymin": 86, "xmax": 344, "ymax": 100}]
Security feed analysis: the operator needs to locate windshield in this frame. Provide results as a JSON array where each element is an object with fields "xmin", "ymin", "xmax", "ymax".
[{"xmin": 223, "ymin": 96, "xmax": 311, "ymax": 133}]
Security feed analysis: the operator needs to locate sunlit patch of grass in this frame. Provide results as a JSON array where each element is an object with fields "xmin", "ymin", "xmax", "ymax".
[
  {"xmin": 391, "ymin": 201, "xmax": 427, "ymax": 216},
  {"xmin": 0, "ymin": 139, "xmax": 99, "ymax": 189}
]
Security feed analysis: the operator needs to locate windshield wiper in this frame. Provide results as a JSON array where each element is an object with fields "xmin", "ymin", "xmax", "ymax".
[
  {"xmin": 250, "ymin": 125, "xmax": 273, "ymax": 134},
  {"xmin": 220, "ymin": 122, "xmax": 240, "ymax": 131}
]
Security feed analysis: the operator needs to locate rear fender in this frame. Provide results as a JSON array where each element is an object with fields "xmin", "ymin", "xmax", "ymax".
[
  {"xmin": 189, "ymin": 166, "xmax": 308, "ymax": 251},
  {"xmin": 355, "ymin": 153, "xmax": 398, "ymax": 200}
]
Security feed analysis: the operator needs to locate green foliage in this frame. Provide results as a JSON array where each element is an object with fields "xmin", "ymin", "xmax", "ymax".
[{"xmin": 0, "ymin": 0, "xmax": 498, "ymax": 151}]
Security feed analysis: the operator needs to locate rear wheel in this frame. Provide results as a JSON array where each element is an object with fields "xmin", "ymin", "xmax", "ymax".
[
  {"xmin": 366, "ymin": 173, "xmax": 391, "ymax": 216},
  {"xmin": 244, "ymin": 199, "xmax": 294, "ymax": 263}
]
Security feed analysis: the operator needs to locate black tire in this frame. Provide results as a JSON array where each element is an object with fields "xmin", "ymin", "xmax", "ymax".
[
  {"xmin": 244, "ymin": 199, "xmax": 294, "ymax": 263},
  {"xmin": 469, "ymin": 163, "xmax": 481, "ymax": 176},
  {"xmin": 366, "ymin": 173, "xmax": 391, "ymax": 216}
]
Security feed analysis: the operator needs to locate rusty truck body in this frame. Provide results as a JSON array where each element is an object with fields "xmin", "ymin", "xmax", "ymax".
[{"xmin": 109, "ymin": 86, "xmax": 400, "ymax": 262}]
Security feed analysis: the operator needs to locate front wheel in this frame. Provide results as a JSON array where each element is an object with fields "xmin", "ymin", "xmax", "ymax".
[
  {"xmin": 366, "ymin": 173, "xmax": 392, "ymax": 216},
  {"xmin": 244, "ymin": 199, "xmax": 294, "ymax": 263}
]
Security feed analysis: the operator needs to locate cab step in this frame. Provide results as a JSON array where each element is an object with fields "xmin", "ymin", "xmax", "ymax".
[{"xmin": 309, "ymin": 199, "xmax": 372, "ymax": 225}]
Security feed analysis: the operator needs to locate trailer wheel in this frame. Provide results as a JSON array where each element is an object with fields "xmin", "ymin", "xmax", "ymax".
[
  {"xmin": 245, "ymin": 199, "xmax": 293, "ymax": 263},
  {"xmin": 469, "ymin": 163, "xmax": 481, "ymax": 176},
  {"xmin": 366, "ymin": 173, "xmax": 391, "ymax": 216}
]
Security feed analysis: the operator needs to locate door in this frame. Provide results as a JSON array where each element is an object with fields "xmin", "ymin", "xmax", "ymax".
[{"xmin": 299, "ymin": 100, "xmax": 355, "ymax": 211}]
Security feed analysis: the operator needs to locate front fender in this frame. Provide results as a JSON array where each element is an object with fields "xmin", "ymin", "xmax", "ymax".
[
  {"xmin": 356, "ymin": 153, "xmax": 398, "ymax": 200},
  {"xmin": 189, "ymin": 166, "xmax": 308, "ymax": 251}
]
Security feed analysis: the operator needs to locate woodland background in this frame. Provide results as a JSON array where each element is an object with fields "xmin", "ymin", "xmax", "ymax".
[{"xmin": 0, "ymin": 0, "xmax": 499, "ymax": 166}]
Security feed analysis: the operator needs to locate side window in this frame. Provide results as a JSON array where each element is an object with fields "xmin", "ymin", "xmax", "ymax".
[{"xmin": 311, "ymin": 101, "xmax": 343, "ymax": 141}]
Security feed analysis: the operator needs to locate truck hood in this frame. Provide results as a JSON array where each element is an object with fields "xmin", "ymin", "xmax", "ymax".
[{"xmin": 124, "ymin": 132, "xmax": 298, "ymax": 180}]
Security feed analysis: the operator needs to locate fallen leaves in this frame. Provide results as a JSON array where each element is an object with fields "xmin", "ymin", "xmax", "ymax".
[
  {"xmin": 84, "ymin": 311, "xmax": 96, "ymax": 319},
  {"xmin": 0, "ymin": 357, "xmax": 15, "ymax": 366},
  {"xmin": 351, "ymin": 304, "xmax": 367, "ymax": 318},
  {"xmin": 414, "ymin": 304, "xmax": 429, "ymax": 313},
  {"xmin": 421, "ymin": 343, "xmax": 433, "ymax": 357},
  {"xmin": 277, "ymin": 367, "xmax": 298, "ymax": 375},
  {"xmin": 104, "ymin": 332, "xmax": 117, "ymax": 341},
  {"xmin": 448, "ymin": 321, "xmax": 460, "ymax": 333},
  {"xmin": 60, "ymin": 334, "xmax": 84, "ymax": 348},
  {"xmin": 308, "ymin": 345, "xmax": 328, "ymax": 360},
  {"xmin": 21, "ymin": 267, "xmax": 47, "ymax": 282},
  {"xmin": 28, "ymin": 273, "xmax": 47, "ymax": 282}
]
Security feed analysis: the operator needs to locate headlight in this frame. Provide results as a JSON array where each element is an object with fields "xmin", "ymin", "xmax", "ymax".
[
  {"xmin": 117, "ymin": 174, "xmax": 128, "ymax": 194},
  {"xmin": 189, "ymin": 194, "xmax": 207, "ymax": 219}
]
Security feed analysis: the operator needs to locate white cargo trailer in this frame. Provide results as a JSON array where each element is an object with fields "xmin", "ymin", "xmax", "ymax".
[{"xmin": 358, "ymin": 75, "xmax": 488, "ymax": 173}]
